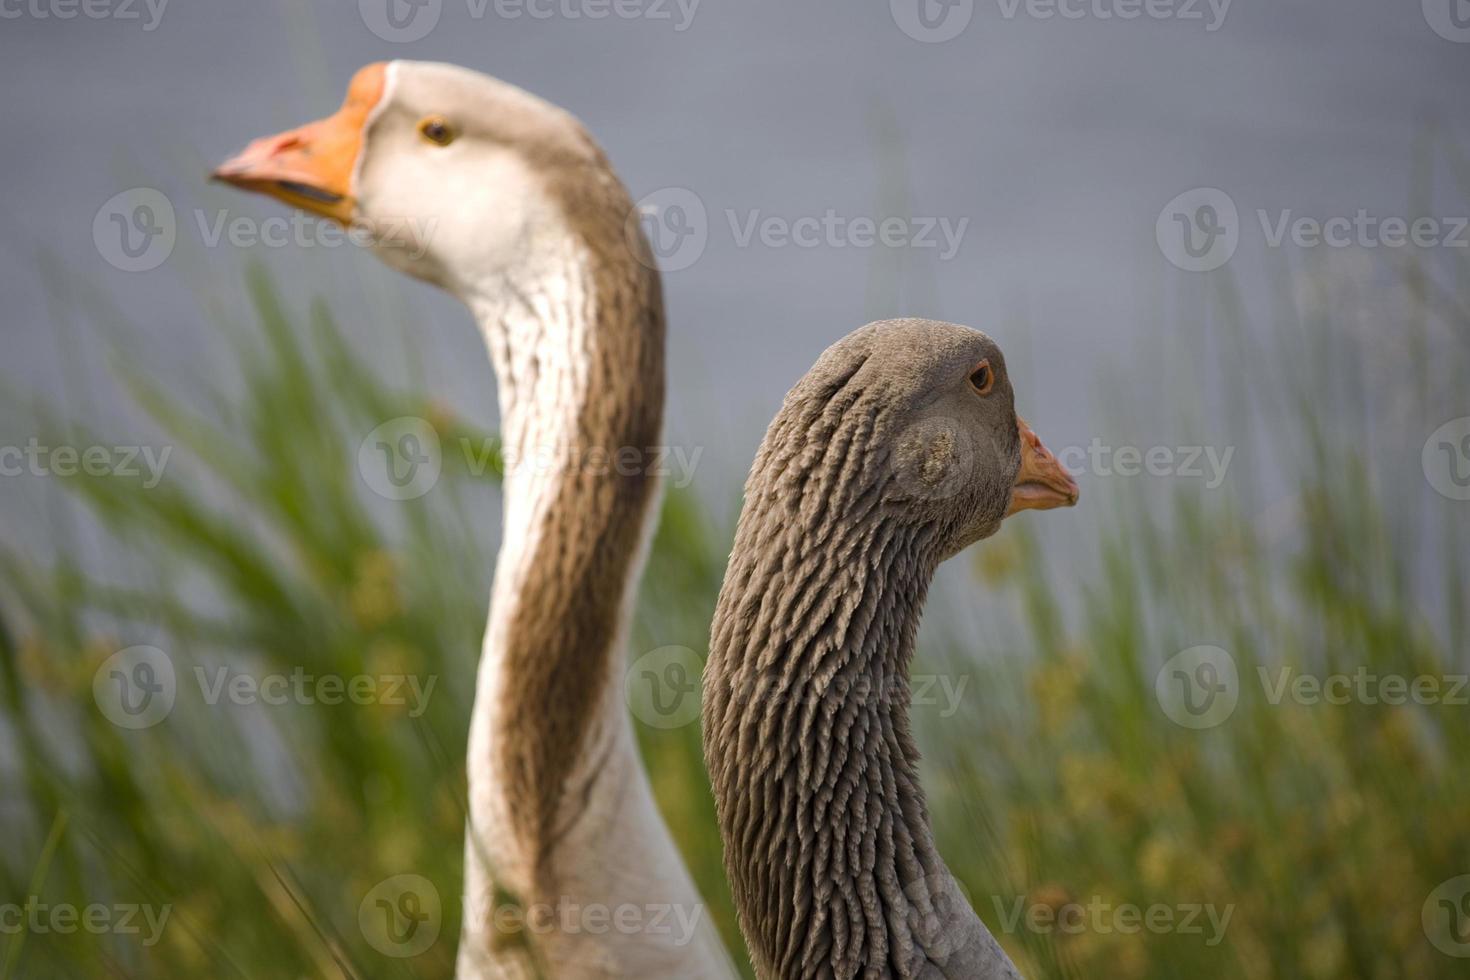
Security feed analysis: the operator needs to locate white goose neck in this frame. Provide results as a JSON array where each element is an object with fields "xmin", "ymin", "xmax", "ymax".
[{"xmin": 456, "ymin": 219, "xmax": 733, "ymax": 978}]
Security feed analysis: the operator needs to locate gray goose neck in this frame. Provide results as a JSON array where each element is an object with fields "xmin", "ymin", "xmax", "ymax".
[{"xmin": 704, "ymin": 374, "xmax": 1020, "ymax": 980}]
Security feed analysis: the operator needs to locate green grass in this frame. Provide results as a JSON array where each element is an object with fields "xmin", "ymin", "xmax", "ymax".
[{"xmin": 1, "ymin": 226, "xmax": 1467, "ymax": 980}]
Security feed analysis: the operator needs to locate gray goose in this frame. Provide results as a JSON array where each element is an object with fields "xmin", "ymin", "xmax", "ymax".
[
  {"xmin": 704, "ymin": 319, "xmax": 1079, "ymax": 979},
  {"xmin": 214, "ymin": 61, "xmax": 737, "ymax": 978}
]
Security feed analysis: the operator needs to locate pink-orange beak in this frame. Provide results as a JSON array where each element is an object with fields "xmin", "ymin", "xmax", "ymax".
[
  {"xmin": 210, "ymin": 63, "xmax": 387, "ymax": 223},
  {"xmin": 1008, "ymin": 417, "xmax": 1079, "ymax": 516}
]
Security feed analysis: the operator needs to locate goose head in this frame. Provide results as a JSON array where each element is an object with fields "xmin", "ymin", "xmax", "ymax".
[
  {"xmin": 212, "ymin": 60, "xmax": 613, "ymax": 296},
  {"xmin": 813, "ymin": 318, "xmax": 1078, "ymax": 560}
]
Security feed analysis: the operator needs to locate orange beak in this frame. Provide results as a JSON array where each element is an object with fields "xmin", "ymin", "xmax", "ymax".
[
  {"xmin": 210, "ymin": 63, "xmax": 387, "ymax": 224},
  {"xmin": 1007, "ymin": 416, "xmax": 1080, "ymax": 516}
]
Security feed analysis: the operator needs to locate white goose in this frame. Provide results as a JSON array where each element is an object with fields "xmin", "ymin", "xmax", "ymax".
[{"xmin": 215, "ymin": 61, "xmax": 737, "ymax": 978}]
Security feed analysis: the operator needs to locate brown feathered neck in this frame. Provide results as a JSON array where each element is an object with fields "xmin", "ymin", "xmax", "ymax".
[
  {"xmin": 455, "ymin": 92, "xmax": 736, "ymax": 979},
  {"xmin": 468, "ymin": 165, "xmax": 666, "ymax": 882}
]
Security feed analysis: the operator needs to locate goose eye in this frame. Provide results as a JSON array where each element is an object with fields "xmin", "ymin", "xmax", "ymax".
[
  {"xmin": 969, "ymin": 360, "xmax": 994, "ymax": 395},
  {"xmin": 418, "ymin": 116, "xmax": 456, "ymax": 147}
]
